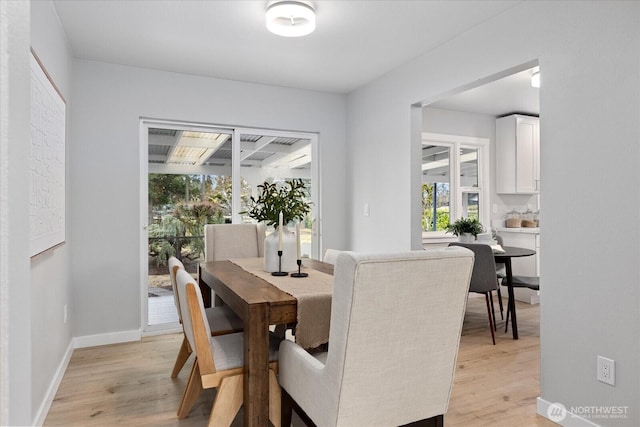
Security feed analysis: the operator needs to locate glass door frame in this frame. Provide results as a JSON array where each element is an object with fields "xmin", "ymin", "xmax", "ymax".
[{"xmin": 139, "ymin": 118, "xmax": 320, "ymax": 334}]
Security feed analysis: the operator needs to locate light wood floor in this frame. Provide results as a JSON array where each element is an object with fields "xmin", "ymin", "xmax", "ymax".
[{"xmin": 44, "ymin": 297, "xmax": 557, "ymax": 427}]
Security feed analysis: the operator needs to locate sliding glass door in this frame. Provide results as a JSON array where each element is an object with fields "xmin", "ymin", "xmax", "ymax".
[
  {"xmin": 237, "ymin": 129, "xmax": 315, "ymax": 257},
  {"xmin": 140, "ymin": 120, "xmax": 318, "ymax": 332}
]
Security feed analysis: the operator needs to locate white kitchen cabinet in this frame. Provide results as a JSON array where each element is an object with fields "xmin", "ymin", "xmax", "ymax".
[
  {"xmin": 496, "ymin": 228, "xmax": 540, "ymax": 304},
  {"xmin": 496, "ymin": 114, "xmax": 540, "ymax": 194}
]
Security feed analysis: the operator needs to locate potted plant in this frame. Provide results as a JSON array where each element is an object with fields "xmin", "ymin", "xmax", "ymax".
[
  {"xmin": 446, "ymin": 217, "xmax": 484, "ymax": 243},
  {"xmin": 242, "ymin": 179, "xmax": 311, "ymax": 272},
  {"xmin": 242, "ymin": 179, "xmax": 310, "ymax": 226}
]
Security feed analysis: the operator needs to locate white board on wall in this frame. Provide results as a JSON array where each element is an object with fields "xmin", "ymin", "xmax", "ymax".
[{"xmin": 30, "ymin": 49, "xmax": 66, "ymax": 257}]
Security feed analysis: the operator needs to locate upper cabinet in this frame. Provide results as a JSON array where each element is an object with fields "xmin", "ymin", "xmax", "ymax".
[{"xmin": 495, "ymin": 114, "xmax": 540, "ymax": 194}]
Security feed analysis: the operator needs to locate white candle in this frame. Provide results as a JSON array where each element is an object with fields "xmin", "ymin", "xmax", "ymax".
[
  {"xmin": 278, "ymin": 211, "xmax": 283, "ymax": 251},
  {"xmin": 296, "ymin": 223, "xmax": 301, "ymax": 260}
]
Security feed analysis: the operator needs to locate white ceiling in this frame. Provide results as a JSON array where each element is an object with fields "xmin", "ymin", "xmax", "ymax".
[
  {"xmin": 428, "ymin": 67, "xmax": 540, "ymax": 116},
  {"xmin": 52, "ymin": 0, "xmax": 520, "ymax": 94}
]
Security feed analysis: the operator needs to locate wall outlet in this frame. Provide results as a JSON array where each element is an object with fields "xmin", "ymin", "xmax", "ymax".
[
  {"xmin": 364, "ymin": 203, "xmax": 370, "ymax": 217},
  {"xmin": 597, "ymin": 355, "xmax": 615, "ymax": 386},
  {"xmin": 64, "ymin": 304, "xmax": 68, "ymax": 323},
  {"xmin": 492, "ymin": 203, "xmax": 498, "ymax": 213}
]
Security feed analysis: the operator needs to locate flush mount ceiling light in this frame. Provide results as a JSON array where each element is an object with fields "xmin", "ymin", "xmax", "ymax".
[
  {"xmin": 266, "ymin": 1, "xmax": 315, "ymax": 37},
  {"xmin": 531, "ymin": 71, "xmax": 541, "ymax": 88}
]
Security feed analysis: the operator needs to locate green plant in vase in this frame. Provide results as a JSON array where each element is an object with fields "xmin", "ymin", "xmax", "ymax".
[
  {"xmin": 446, "ymin": 217, "xmax": 484, "ymax": 240},
  {"xmin": 242, "ymin": 179, "xmax": 311, "ymax": 272},
  {"xmin": 243, "ymin": 179, "xmax": 311, "ymax": 226}
]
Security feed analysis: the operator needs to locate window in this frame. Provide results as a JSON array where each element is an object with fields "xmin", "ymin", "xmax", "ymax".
[{"xmin": 421, "ymin": 133, "xmax": 489, "ymax": 237}]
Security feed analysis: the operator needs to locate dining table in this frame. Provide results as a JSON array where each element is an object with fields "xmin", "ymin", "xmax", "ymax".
[
  {"xmin": 198, "ymin": 258, "xmax": 334, "ymax": 427},
  {"xmin": 493, "ymin": 245, "xmax": 536, "ymax": 340}
]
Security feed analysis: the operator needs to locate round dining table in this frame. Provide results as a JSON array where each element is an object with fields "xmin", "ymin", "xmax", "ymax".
[{"xmin": 493, "ymin": 246, "xmax": 536, "ymax": 339}]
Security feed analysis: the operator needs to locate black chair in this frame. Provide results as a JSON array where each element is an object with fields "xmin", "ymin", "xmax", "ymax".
[
  {"xmin": 449, "ymin": 242, "xmax": 501, "ymax": 344},
  {"xmin": 505, "ymin": 275, "xmax": 540, "ymax": 329}
]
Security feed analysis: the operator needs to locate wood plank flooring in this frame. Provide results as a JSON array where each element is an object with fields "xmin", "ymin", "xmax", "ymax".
[{"xmin": 44, "ymin": 297, "xmax": 557, "ymax": 426}]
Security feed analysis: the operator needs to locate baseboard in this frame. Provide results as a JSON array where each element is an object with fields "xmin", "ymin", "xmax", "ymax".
[
  {"xmin": 537, "ymin": 397, "xmax": 601, "ymax": 427},
  {"xmin": 73, "ymin": 328, "xmax": 142, "ymax": 349},
  {"xmin": 32, "ymin": 339, "xmax": 74, "ymax": 426},
  {"xmin": 143, "ymin": 325, "xmax": 182, "ymax": 336},
  {"xmin": 33, "ymin": 329, "xmax": 142, "ymax": 425}
]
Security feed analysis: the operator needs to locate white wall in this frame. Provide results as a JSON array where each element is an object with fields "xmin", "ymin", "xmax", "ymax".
[
  {"xmin": 0, "ymin": 2, "xmax": 32, "ymax": 425},
  {"xmin": 423, "ymin": 107, "xmax": 495, "ymax": 141},
  {"xmin": 70, "ymin": 60, "xmax": 347, "ymax": 338},
  {"xmin": 0, "ymin": 1, "xmax": 72, "ymax": 424},
  {"xmin": 348, "ymin": 1, "xmax": 639, "ymax": 425},
  {"xmin": 29, "ymin": 2, "xmax": 74, "ymax": 423}
]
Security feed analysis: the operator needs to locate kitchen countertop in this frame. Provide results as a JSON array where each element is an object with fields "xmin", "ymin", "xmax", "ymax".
[{"xmin": 496, "ymin": 227, "xmax": 540, "ymax": 234}]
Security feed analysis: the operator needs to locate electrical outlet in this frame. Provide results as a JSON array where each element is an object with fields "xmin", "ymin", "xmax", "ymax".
[
  {"xmin": 64, "ymin": 304, "xmax": 68, "ymax": 323},
  {"xmin": 364, "ymin": 203, "xmax": 370, "ymax": 217},
  {"xmin": 492, "ymin": 204, "xmax": 498, "ymax": 213},
  {"xmin": 597, "ymin": 355, "xmax": 615, "ymax": 386}
]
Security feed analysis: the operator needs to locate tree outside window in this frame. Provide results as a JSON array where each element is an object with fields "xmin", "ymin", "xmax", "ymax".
[{"xmin": 148, "ymin": 174, "xmax": 251, "ymax": 267}]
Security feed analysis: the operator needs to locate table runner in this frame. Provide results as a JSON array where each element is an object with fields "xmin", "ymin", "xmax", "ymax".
[{"xmin": 230, "ymin": 257, "xmax": 333, "ymax": 349}]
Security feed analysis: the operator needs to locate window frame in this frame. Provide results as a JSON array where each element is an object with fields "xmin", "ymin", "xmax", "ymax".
[{"xmin": 421, "ymin": 132, "xmax": 490, "ymax": 240}]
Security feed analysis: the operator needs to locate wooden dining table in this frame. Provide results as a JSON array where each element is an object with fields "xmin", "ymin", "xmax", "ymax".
[
  {"xmin": 198, "ymin": 258, "xmax": 333, "ymax": 427},
  {"xmin": 493, "ymin": 245, "xmax": 536, "ymax": 340}
]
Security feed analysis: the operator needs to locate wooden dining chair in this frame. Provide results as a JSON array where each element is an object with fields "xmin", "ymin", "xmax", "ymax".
[
  {"xmin": 279, "ymin": 248, "xmax": 474, "ymax": 427},
  {"xmin": 168, "ymin": 256, "xmax": 243, "ymax": 378},
  {"xmin": 175, "ymin": 269, "xmax": 281, "ymax": 426},
  {"xmin": 449, "ymin": 242, "xmax": 501, "ymax": 345}
]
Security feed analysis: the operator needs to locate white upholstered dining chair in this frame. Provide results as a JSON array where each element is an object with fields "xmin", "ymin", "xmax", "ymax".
[
  {"xmin": 204, "ymin": 223, "xmax": 267, "ymax": 306},
  {"xmin": 321, "ymin": 248, "xmax": 341, "ymax": 265},
  {"xmin": 168, "ymin": 256, "xmax": 243, "ymax": 378},
  {"xmin": 203, "ymin": 223, "xmax": 266, "ymax": 261},
  {"xmin": 175, "ymin": 269, "xmax": 281, "ymax": 426},
  {"xmin": 278, "ymin": 248, "xmax": 474, "ymax": 427}
]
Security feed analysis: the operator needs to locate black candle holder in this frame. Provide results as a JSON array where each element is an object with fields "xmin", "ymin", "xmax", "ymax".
[
  {"xmin": 271, "ymin": 250, "xmax": 288, "ymax": 276},
  {"xmin": 290, "ymin": 259, "xmax": 308, "ymax": 278}
]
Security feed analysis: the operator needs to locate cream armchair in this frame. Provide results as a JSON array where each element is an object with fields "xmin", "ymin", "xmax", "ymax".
[
  {"xmin": 278, "ymin": 248, "xmax": 474, "ymax": 427},
  {"xmin": 321, "ymin": 248, "xmax": 341, "ymax": 265},
  {"xmin": 203, "ymin": 223, "xmax": 266, "ymax": 261},
  {"xmin": 204, "ymin": 223, "xmax": 267, "ymax": 307}
]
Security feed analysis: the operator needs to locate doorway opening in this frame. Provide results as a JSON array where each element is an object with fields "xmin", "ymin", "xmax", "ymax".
[{"xmin": 419, "ymin": 61, "xmax": 540, "ymax": 242}]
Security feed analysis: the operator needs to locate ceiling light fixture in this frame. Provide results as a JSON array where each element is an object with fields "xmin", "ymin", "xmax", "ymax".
[
  {"xmin": 531, "ymin": 71, "xmax": 540, "ymax": 88},
  {"xmin": 266, "ymin": 1, "xmax": 315, "ymax": 37}
]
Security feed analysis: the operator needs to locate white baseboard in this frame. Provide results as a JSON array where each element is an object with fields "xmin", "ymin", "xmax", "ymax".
[
  {"xmin": 537, "ymin": 397, "xmax": 601, "ymax": 427},
  {"xmin": 32, "ymin": 340, "xmax": 74, "ymax": 427},
  {"xmin": 33, "ymin": 329, "xmax": 142, "ymax": 426},
  {"xmin": 143, "ymin": 325, "xmax": 182, "ymax": 336},
  {"xmin": 73, "ymin": 328, "xmax": 142, "ymax": 349}
]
